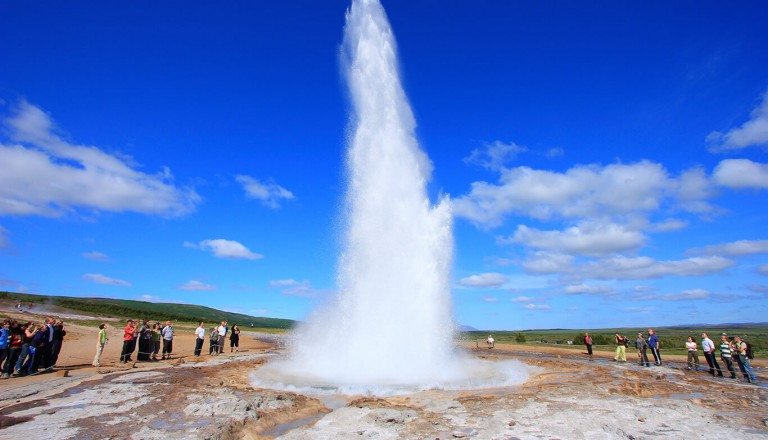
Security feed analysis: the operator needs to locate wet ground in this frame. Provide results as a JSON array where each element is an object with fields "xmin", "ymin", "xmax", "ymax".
[{"xmin": 1, "ymin": 339, "xmax": 766, "ymax": 439}]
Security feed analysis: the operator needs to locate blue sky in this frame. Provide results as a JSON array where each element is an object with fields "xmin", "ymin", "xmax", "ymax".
[{"xmin": 1, "ymin": 1, "xmax": 767, "ymax": 330}]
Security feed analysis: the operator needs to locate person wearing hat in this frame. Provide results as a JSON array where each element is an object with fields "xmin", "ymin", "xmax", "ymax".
[
  {"xmin": 732, "ymin": 336, "xmax": 756, "ymax": 383},
  {"xmin": 120, "ymin": 319, "xmax": 138, "ymax": 363},
  {"xmin": 635, "ymin": 332, "xmax": 651, "ymax": 367}
]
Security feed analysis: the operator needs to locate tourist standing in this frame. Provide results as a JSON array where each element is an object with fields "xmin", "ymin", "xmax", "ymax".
[
  {"xmin": 701, "ymin": 333, "xmax": 722, "ymax": 376},
  {"xmin": 151, "ymin": 323, "xmax": 161, "ymax": 361},
  {"xmin": 28, "ymin": 323, "xmax": 49, "ymax": 373},
  {"xmin": 486, "ymin": 334, "xmax": 495, "ymax": 348},
  {"xmin": 636, "ymin": 333, "xmax": 651, "ymax": 367},
  {"xmin": 209, "ymin": 326, "xmax": 219, "ymax": 355},
  {"xmin": 230, "ymin": 325, "xmax": 240, "ymax": 352},
  {"xmin": 93, "ymin": 324, "xmax": 108, "ymax": 367},
  {"xmin": 51, "ymin": 320, "xmax": 66, "ymax": 366},
  {"xmin": 648, "ymin": 329, "xmax": 662, "ymax": 366},
  {"xmin": 138, "ymin": 320, "xmax": 152, "ymax": 361},
  {"xmin": 685, "ymin": 336, "xmax": 699, "ymax": 370},
  {"xmin": 0, "ymin": 321, "xmax": 10, "ymax": 371},
  {"xmin": 614, "ymin": 333, "xmax": 627, "ymax": 362},
  {"xmin": 120, "ymin": 319, "xmax": 137, "ymax": 363},
  {"xmin": 732, "ymin": 336, "xmax": 756, "ymax": 383},
  {"xmin": 584, "ymin": 332, "xmax": 593, "ymax": 359},
  {"xmin": 15, "ymin": 322, "xmax": 36, "ymax": 375},
  {"xmin": 194, "ymin": 322, "xmax": 205, "ymax": 356},
  {"xmin": 2, "ymin": 321, "xmax": 23, "ymax": 378},
  {"xmin": 719, "ymin": 334, "xmax": 737, "ymax": 379},
  {"xmin": 217, "ymin": 321, "xmax": 227, "ymax": 354},
  {"xmin": 161, "ymin": 321, "xmax": 174, "ymax": 360},
  {"xmin": 42, "ymin": 317, "xmax": 55, "ymax": 369}
]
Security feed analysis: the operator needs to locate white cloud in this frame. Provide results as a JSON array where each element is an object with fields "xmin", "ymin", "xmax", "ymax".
[
  {"xmin": 138, "ymin": 294, "xmax": 161, "ymax": 302},
  {"xmin": 633, "ymin": 289, "xmax": 710, "ymax": 301},
  {"xmin": 712, "ymin": 159, "xmax": 768, "ymax": 189},
  {"xmin": 522, "ymin": 252, "xmax": 574, "ymax": 274},
  {"xmin": 178, "ymin": 280, "xmax": 216, "ymax": 291},
  {"xmin": 236, "ymin": 175, "xmax": 294, "ymax": 208},
  {"xmin": 757, "ymin": 264, "xmax": 768, "ymax": 276},
  {"xmin": 502, "ymin": 222, "xmax": 645, "ymax": 257},
  {"xmin": 561, "ymin": 283, "xmax": 616, "ymax": 296},
  {"xmin": 510, "ymin": 296, "xmax": 544, "ymax": 303},
  {"xmin": 186, "ymin": 239, "xmax": 263, "ymax": 260},
  {"xmin": 269, "ymin": 279, "xmax": 326, "ymax": 298},
  {"xmin": 648, "ymin": 218, "xmax": 688, "ymax": 233},
  {"xmin": 545, "ymin": 147, "xmax": 564, "ymax": 158},
  {"xmin": 463, "ymin": 141, "xmax": 527, "ymax": 171},
  {"xmin": 0, "ymin": 101, "xmax": 200, "ymax": 217},
  {"xmin": 82, "ymin": 251, "xmax": 110, "ymax": 261},
  {"xmin": 707, "ymin": 90, "xmax": 768, "ymax": 151},
  {"xmin": 83, "ymin": 273, "xmax": 131, "ymax": 287},
  {"xmin": 572, "ymin": 255, "xmax": 735, "ymax": 281},
  {"xmin": 453, "ymin": 161, "xmax": 693, "ymax": 228},
  {"xmin": 688, "ymin": 239, "xmax": 768, "ymax": 257},
  {"xmin": 458, "ymin": 272, "xmax": 509, "ymax": 288},
  {"xmin": 523, "ymin": 303, "xmax": 550, "ymax": 311}
]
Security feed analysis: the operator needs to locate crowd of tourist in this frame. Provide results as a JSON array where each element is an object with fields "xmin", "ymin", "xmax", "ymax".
[
  {"xmin": 0, "ymin": 318, "xmax": 66, "ymax": 378},
  {"xmin": 605, "ymin": 329, "xmax": 758, "ymax": 383}
]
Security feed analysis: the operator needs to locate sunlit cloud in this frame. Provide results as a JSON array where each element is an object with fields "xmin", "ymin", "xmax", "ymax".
[
  {"xmin": 184, "ymin": 238, "xmax": 263, "ymax": 260},
  {"xmin": 0, "ymin": 100, "xmax": 200, "ymax": 218},
  {"xmin": 83, "ymin": 273, "xmax": 131, "ymax": 287},
  {"xmin": 501, "ymin": 221, "xmax": 645, "ymax": 257},
  {"xmin": 510, "ymin": 296, "xmax": 544, "ymax": 303},
  {"xmin": 458, "ymin": 272, "xmax": 509, "ymax": 288},
  {"xmin": 523, "ymin": 303, "xmax": 550, "ymax": 311},
  {"xmin": 633, "ymin": 289, "xmax": 710, "ymax": 301},
  {"xmin": 712, "ymin": 159, "xmax": 768, "ymax": 189},
  {"xmin": 570, "ymin": 255, "xmax": 735, "ymax": 281},
  {"xmin": 707, "ymin": 89, "xmax": 768, "ymax": 152},
  {"xmin": 236, "ymin": 175, "xmax": 294, "ymax": 208}
]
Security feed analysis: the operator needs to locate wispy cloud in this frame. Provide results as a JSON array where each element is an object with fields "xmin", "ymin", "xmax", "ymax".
[
  {"xmin": 236, "ymin": 175, "xmax": 294, "ymax": 208},
  {"xmin": 463, "ymin": 141, "xmax": 527, "ymax": 171},
  {"xmin": 83, "ymin": 273, "xmax": 131, "ymax": 287},
  {"xmin": 687, "ymin": 239, "xmax": 768, "ymax": 257},
  {"xmin": 523, "ymin": 303, "xmax": 550, "ymax": 311},
  {"xmin": 0, "ymin": 225, "xmax": 9, "ymax": 249},
  {"xmin": 82, "ymin": 251, "xmax": 110, "ymax": 261},
  {"xmin": 185, "ymin": 239, "xmax": 263, "ymax": 260},
  {"xmin": 758, "ymin": 264, "xmax": 768, "ymax": 276},
  {"xmin": 269, "ymin": 279, "xmax": 328, "ymax": 298},
  {"xmin": 178, "ymin": 280, "xmax": 216, "ymax": 291},
  {"xmin": 707, "ymin": 89, "xmax": 768, "ymax": 152},
  {"xmin": 510, "ymin": 295, "xmax": 544, "ymax": 303},
  {"xmin": 0, "ymin": 100, "xmax": 200, "ymax": 218},
  {"xmin": 458, "ymin": 272, "xmax": 508, "ymax": 288}
]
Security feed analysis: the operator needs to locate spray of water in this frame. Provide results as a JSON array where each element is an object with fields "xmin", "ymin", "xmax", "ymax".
[{"xmin": 252, "ymin": 0, "xmax": 528, "ymax": 394}]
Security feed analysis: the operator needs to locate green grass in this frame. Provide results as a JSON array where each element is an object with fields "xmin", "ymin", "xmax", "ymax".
[{"xmin": 1, "ymin": 291, "xmax": 295, "ymax": 329}]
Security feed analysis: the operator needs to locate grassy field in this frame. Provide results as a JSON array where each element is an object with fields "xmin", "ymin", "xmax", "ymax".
[
  {"xmin": 0, "ymin": 291, "xmax": 294, "ymax": 329},
  {"xmin": 464, "ymin": 324, "xmax": 768, "ymax": 358}
]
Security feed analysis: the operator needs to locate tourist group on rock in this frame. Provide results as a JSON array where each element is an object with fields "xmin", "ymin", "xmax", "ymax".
[
  {"xmin": 583, "ymin": 329, "xmax": 758, "ymax": 383},
  {"xmin": 0, "ymin": 318, "xmax": 66, "ymax": 378}
]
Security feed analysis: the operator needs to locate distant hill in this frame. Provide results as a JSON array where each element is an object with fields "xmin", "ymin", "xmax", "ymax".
[{"xmin": 0, "ymin": 291, "xmax": 294, "ymax": 329}]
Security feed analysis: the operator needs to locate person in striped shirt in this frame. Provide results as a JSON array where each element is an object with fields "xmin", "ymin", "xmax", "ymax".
[{"xmin": 719, "ymin": 334, "xmax": 737, "ymax": 379}]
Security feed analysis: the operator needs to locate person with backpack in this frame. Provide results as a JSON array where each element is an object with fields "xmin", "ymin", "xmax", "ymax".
[
  {"xmin": 613, "ymin": 332, "xmax": 627, "ymax": 362},
  {"xmin": 732, "ymin": 336, "xmax": 757, "ymax": 383}
]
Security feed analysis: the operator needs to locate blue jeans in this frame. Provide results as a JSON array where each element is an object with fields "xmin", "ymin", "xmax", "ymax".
[
  {"xmin": 14, "ymin": 343, "xmax": 29, "ymax": 372},
  {"xmin": 734, "ymin": 355, "xmax": 757, "ymax": 381}
]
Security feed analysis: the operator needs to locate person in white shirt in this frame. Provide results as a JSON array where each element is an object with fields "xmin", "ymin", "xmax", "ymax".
[
  {"xmin": 685, "ymin": 336, "xmax": 699, "ymax": 370},
  {"xmin": 486, "ymin": 335, "xmax": 495, "ymax": 348},
  {"xmin": 216, "ymin": 321, "xmax": 227, "ymax": 356},
  {"xmin": 161, "ymin": 321, "xmax": 174, "ymax": 360},
  {"xmin": 701, "ymin": 333, "xmax": 722, "ymax": 377},
  {"xmin": 194, "ymin": 322, "xmax": 205, "ymax": 356}
]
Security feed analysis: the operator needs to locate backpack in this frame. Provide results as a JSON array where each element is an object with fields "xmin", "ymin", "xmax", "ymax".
[
  {"xmin": 745, "ymin": 341, "xmax": 754, "ymax": 360},
  {"xmin": 622, "ymin": 337, "xmax": 629, "ymax": 347}
]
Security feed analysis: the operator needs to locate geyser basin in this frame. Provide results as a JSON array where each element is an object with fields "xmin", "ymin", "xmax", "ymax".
[
  {"xmin": 252, "ymin": 0, "xmax": 529, "ymax": 394},
  {"xmin": 251, "ymin": 356, "xmax": 531, "ymax": 396}
]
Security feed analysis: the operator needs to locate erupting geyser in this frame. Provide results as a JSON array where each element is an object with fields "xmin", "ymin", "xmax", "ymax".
[{"xmin": 252, "ymin": 0, "xmax": 528, "ymax": 394}]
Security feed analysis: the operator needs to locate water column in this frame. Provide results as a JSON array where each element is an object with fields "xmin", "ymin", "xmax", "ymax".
[{"xmin": 284, "ymin": 0, "xmax": 456, "ymax": 388}]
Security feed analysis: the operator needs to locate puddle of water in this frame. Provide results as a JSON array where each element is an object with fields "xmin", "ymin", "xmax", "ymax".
[{"xmin": 260, "ymin": 412, "xmax": 326, "ymax": 438}]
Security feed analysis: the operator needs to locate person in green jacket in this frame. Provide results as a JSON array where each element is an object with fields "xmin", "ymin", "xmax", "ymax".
[{"xmin": 92, "ymin": 324, "xmax": 108, "ymax": 367}]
